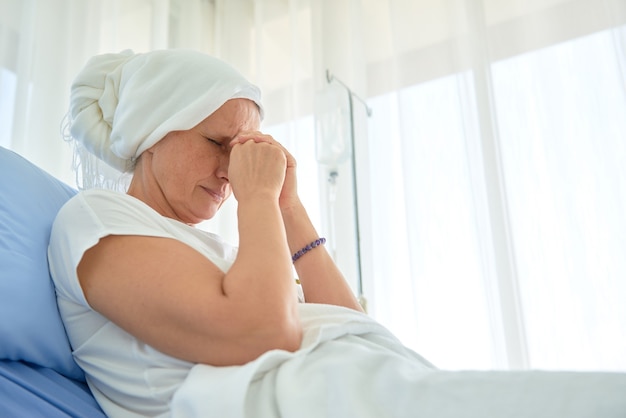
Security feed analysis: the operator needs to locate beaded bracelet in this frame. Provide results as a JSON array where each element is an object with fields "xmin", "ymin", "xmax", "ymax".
[{"xmin": 292, "ymin": 238, "xmax": 326, "ymax": 263}]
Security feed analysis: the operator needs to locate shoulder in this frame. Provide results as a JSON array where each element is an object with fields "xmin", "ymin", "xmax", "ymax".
[
  {"xmin": 50, "ymin": 189, "xmax": 174, "ymax": 267},
  {"xmin": 56, "ymin": 189, "xmax": 134, "ymax": 222},
  {"xmin": 75, "ymin": 189, "xmax": 156, "ymax": 215},
  {"xmin": 55, "ymin": 189, "xmax": 165, "ymax": 233}
]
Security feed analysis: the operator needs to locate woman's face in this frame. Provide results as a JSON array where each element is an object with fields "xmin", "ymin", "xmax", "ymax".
[{"xmin": 136, "ymin": 98, "xmax": 261, "ymax": 224}]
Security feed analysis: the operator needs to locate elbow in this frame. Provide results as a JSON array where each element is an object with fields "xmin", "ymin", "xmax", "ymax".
[
  {"xmin": 203, "ymin": 292, "xmax": 303, "ymax": 365},
  {"xmin": 275, "ymin": 315, "xmax": 303, "ymax": 353},
  {"xmin": 210, "ymin": 306, "xmax": 302, "ymax": 366},
  {"xmin": 181, "ymin": 313, "xmax": 303, "ymax": 367},
  {"xmin": 256, "ymin": 311, "xmax": 302, "ymax": 355},
  {"xmin": 246, "ymin": 309, "xmax": 303, "ymax": 361}
]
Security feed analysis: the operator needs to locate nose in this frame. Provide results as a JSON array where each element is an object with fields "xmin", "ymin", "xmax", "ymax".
[{"xmin": 216, "ymin": 152, "xmax": 229, "ymax": 182}]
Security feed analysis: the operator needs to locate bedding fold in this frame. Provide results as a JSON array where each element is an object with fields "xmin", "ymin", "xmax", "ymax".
[{"xmin": 171, "ymin": 303, "xmax": 626, "ymax": 418}]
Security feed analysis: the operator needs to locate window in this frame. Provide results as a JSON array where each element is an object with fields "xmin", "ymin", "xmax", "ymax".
[
  {"xmin": 362, "ymin": 25, "xmax": 626, "ymax": 371},
  {"xmin": 492, "ymin": 27, "xmax": 626, "ymax": 370}
]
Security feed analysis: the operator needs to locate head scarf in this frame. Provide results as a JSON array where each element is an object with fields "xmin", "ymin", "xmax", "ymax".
[{"xmin": 67, "ymin": 49, "xmax": 263, "ymax": 183}]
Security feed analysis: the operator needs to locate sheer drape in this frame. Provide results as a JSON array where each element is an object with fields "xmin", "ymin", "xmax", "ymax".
[
  {"xmin": 360, "ymin": 0, "xmax": 626, "ymax": 371},
  {"xmin": 0, "ymin": 0, "xmax": 172, "ymax": 184},
  {"xmin": 2, "ymin": 0, "xmax": 625, "ymax": 371}
]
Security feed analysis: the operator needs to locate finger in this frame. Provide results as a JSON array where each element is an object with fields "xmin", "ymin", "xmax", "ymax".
[
  {"xmin": 230, "ymin": 132, "xmax": 297, "ymax": 169},
  {"xmin": 230, "ymin": 131, "xmax": 273, "ymax": 147}
]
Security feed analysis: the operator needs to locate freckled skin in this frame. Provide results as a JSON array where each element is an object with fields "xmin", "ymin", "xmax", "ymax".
[{"xmin": 127, "ymin": 99, "xmax": 261, "ymax": 224}]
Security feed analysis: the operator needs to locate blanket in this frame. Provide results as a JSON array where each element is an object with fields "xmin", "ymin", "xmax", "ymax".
[{"xmin": 171, "ymin": 304, "xmax": 626, "ymax": 418}]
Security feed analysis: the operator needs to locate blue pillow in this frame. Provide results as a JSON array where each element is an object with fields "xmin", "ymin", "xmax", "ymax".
[{"xmin": 0, "ymin": 147, "xmax": 84, "ymax": 381}]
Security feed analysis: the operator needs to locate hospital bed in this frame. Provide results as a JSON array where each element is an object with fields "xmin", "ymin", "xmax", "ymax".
[{"xmin": 0, "ymin": 146, "xmax": 105, "ymax": 416}]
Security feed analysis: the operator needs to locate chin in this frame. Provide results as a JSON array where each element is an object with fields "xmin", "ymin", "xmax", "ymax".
[{"xmin": 199, "ymin": 206, "xmax": 220, "ymax": 222}]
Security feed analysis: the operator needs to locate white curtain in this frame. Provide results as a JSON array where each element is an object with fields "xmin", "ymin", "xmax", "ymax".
[{"xmin": 2, "ymin": 0, "xmax": 625, "ymax": 371}]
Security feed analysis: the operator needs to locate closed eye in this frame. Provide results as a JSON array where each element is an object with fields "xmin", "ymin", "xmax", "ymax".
[{"xmin": 206, "ymin": 137, "xmax": 223, "ymax": 147}]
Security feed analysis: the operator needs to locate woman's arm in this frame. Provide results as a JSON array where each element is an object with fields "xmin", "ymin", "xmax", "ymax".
[
  {"xmin": 77, "ymin": 140, "xmax": 302, "ymax": 367},
  {"xmin": 281, "ymin": 200, "xmax": 364, "ymax": 312},
  {"xmin": 236, "ymin": 133, "xmax": 364, "ymax": 312},
  {"xmin": 231, "ymin": 132, "xmax": 363, "ymax": 312}
]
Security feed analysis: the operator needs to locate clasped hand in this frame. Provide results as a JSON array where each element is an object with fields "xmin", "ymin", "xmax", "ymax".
[{"xmin": 228, "ymin": 132, "xmax": 299, "ymax": 209}]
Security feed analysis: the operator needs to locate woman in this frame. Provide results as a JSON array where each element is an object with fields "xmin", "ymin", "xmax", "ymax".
[
  {"xmin": 49, "ymin": 48, "xmax": 378, "ymax": 415},
  {"xmin": 49, "ymin": 50, "xmax": 625, "ymax": 418}
]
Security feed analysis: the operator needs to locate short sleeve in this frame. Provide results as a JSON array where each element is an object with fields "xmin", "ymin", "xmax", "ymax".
[{"xmin": 49, "ymin": 189, "xmax": 237, "ymax": 306}]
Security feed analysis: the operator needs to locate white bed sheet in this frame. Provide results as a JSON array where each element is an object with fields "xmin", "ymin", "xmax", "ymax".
[{"xmin": 171, "ymin": 303, "xmax": 626, "ymax": 418}]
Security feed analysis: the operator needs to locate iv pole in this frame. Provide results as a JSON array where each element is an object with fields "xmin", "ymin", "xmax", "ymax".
[{"xmin": 324, "ymin": 69, "xmax": 372, "ymax": 312}]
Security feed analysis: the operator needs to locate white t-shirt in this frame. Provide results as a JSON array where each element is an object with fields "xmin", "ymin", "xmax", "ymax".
[{"xmin": 48, "ymin": 189, "xmax": 239, "ymax": 417}]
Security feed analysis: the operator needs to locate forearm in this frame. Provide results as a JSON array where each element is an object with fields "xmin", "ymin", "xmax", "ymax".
[
  {"xmin": 224, "ymin": 198, "xmax": 300, "ymax": 320},
  {"xmin": 281, "ymin": 201, "xmax": 364, "ymax": 312}
]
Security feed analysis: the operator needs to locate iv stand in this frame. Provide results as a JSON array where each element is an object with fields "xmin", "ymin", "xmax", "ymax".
[{"xmin": 324, "ymin": 69, "xmax": 372, "ymax": 312}]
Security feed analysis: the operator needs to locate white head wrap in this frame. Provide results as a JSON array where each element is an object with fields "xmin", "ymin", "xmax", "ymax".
[{"xmin": 66, "ymin": 49, "xmax": 263, "ymax": 187}]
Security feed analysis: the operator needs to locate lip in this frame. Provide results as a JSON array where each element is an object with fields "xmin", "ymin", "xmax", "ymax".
[{"xmin": 201, "ymin": 186, "xmax": 225, "ymax": 202}]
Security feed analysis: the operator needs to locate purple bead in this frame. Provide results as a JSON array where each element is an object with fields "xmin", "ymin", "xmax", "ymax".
[{"xmin": 292, "ymin": 237, "xmax": 326, "ymax": 263}]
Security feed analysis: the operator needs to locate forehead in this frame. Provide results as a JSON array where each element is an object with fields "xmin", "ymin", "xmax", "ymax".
[{"xmin": 202, "ymin": 99, "xmax": 261, "ymax": 132}]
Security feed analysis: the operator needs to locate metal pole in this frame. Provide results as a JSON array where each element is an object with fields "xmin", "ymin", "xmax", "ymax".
[{"xmin": 324, "ymin": 69, "xmax": 372, "ymax": 310}]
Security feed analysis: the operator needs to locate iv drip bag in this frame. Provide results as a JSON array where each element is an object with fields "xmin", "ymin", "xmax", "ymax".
[{"xmin": 314, "ymin": 82, "xmax": 351, "ymax": 166}]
